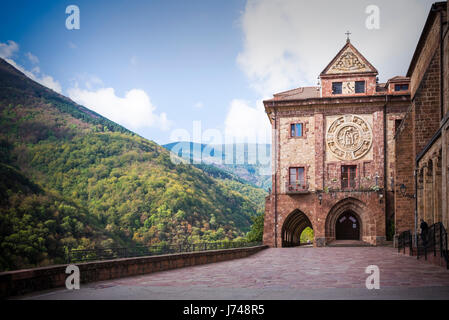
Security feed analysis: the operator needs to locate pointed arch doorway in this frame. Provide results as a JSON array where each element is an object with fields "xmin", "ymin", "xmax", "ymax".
[
  {"xmin": 281, "ymin": 210, "xmax": 313, "ymax": 247},
  {"xmin": 325, "ymin": 197, "xmax": 375, "ymax": 245},
  {"xmin": 335, "ymin": 210, "xmax": 360, "ymax": 240}
]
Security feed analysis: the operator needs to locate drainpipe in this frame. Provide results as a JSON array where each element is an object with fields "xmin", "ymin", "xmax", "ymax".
[
  {"xmin": 272, "ymin": 102, "xmax": 279, "ymax": 248},
  {"xmin": 414, "ymin": 168, "xmax": 418, "ymax": 246},
  {"xmin": 383, "ymin": 96, "xmax": 388, "ymax": 241},
  {"xmin": 439, "ymin": 8, "xmax": 445, "ymax": 121}
]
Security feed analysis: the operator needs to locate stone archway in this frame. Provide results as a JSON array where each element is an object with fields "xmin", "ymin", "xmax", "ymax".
[
  {"xmin": 335, "ymin": 210, "xmax": 361, "ymax": 240},
  {"xmin": 325, "ymin": 197, "xmax": 375, "ymax": 244},
  {"xmin": 281, "ymin": 209, "xmax": 313, "ymax": 247}
]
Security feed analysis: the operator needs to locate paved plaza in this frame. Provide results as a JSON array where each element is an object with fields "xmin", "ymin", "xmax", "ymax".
[{"xmin": 19, "ymin": 247, "xmax": 449, "ymax": 300}]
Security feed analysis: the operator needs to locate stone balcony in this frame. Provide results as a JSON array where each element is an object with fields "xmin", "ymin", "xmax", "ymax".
[{"xmin": 285, "ymin": 182, "xmax": 309, "ymax": 194}]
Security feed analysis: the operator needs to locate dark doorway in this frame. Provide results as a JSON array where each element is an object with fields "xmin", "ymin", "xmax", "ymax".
[{"xmin": 336, "ymin": 211, "xmax": 360, "ymax": 240}]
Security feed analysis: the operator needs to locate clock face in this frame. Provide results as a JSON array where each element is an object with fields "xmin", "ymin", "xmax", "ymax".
[{"xmin": 343, "ymin": 81, "xmax": 355, "ymax": 94}]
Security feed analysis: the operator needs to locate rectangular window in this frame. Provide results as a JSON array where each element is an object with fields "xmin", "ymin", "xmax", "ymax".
[
  {"xmin": 290, "ymin": 123, "xmax": 303, "ymax": 137},
  {"xmin": 341, "ymin": 165, "xmax": 357, "ymax": 189},
  {"xmin": 355, "ymin": 81, "xmax": 365, "ymax": 93},
  {"xmin": 289, "ymin": 167, "xmax": 305, "ymax": 186},
  {"xmin": 394, "ymin": 84, "xmax": 409, "ymax": 91},
  {"xmin": 394, "ymin": 119, "xmax": 402, "ymax": 133},
  {"xmin": 332, "ymin": 82, "xmax": 342, "ymax": 94}
]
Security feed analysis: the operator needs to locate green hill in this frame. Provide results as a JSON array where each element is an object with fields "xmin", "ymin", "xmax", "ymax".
[{"xmin": 0, "ymin": 58, "xmax": 264, "ymax": 271}]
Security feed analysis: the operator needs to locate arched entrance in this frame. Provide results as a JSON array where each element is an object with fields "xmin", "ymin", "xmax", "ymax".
[
  {"xmin": 325, "ymin": 197, "xmax": 375, "ymax": 244},
  {"xmin": 281, "ymin": 210, "xmax": 313, "ymax": 247},
  {"xmin": 335, "ymin": 210, "xmax": 361, "ymax": 240}
]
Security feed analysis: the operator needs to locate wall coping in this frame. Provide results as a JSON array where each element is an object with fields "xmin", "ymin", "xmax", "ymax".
[{"xmin": 0, "ymin": 245, "xmax": 268, "ymax": 298}]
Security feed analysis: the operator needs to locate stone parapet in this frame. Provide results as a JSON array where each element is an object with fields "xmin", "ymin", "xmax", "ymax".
[{"xmin": 0, "ymin": 245, "xmax": 267, "ymax": 298}]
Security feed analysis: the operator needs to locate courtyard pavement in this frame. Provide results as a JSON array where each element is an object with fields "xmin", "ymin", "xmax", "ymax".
[{"xmin": 17, "ymin": 247, "xmax": 449, "ymax": 300}]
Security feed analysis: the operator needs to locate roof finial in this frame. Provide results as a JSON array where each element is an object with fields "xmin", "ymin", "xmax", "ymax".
[{"xmin": 345, "ymin": 30, "xmax": 351, "ymax": 43}]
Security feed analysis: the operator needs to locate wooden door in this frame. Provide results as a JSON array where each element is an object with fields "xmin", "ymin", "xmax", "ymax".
[{"xmin": 336, "ymin": 212, "xmax": 360, "ymax": 240}]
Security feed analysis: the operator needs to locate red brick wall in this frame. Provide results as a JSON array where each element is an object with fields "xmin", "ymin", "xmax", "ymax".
[
  {"xmin": 269, "ymin": 192, "xmax": 385, "ymax": 247},
  {"xmin": 393, "ymin": 34, "xmax": 441, "ymax": 236},
  {"xmin": 263, "ymin": 194, "xmax": 274, "ymax": 246},
  {"xmin": 394, "ymin": 2, "xmax": 447, "ymax": 237},
  {"xmin": 394, "ymin": 109, "xmax": 415, "ymax": 234},
  {"xmin": 445, "ymin": 3, "xmax": 449, "ymax": 118},
  {"xmin": 443, "ymin": 2, "xmax": 449, "ymax": 230},
  {"xmin": 263, "ymin": 98, "xmax": 409, "ymax": 247},
  {"xmin": 321, "ymin": 75, "xmax": 377, "ymax": 97},
  {"xmin": 409, "ymin": 13, "xmax": 441, "ymax": 97},
  {"xmin": 413, "ymin": 50, "xmax": 442, "ymax": 154}
]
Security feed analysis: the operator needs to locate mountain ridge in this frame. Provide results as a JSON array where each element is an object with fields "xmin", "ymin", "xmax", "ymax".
[
  {"xmin": 0, "ymin": 58, "xmax": 265, "ymax": 271},
  {"xmin": 163, "ymin": 141, "xmax": 272, "ymax": 190}
]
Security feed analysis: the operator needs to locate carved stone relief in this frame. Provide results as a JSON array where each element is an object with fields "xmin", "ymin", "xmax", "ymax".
[
  {"xmin": 327, "ymin": 48, "xmax": 371, "ymax": 74},
  {"xmin": 326, "ymin": 115, "xmax": 373, "ymax": 160}
]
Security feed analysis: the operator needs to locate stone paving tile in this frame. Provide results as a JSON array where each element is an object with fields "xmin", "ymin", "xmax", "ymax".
[{"xmin": 104, "ymin": 247, "xmax": 449, "ymax": 290}]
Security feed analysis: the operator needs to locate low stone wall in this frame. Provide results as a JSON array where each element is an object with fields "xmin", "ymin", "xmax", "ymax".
[{"xmin": 0, "ymin": 245, "xmax": 267, "ymax": 298}]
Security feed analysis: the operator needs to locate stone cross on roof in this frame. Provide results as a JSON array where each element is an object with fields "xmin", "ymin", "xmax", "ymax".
[{"xmin": 345, "ymin": 31, "xmax": 351, "ymax": 42}]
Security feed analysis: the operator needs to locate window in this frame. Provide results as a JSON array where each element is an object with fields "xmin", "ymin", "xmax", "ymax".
[
  {"xmin": 394, "ymin": 119, "xmax": 402, "ymax": 133},
  {"xmin": 395, "ymin": 84, "xmax": 409, "ymax": 91},
  {"xmin": 332, "ymin": 82, "xmax": 342, "ymax": 94},
  {"xmin": 341, "ymin": 165, "xmax": 357, "ymax": 189},
  {"xmin": 289, "ymin": 167, "xmax": 305, "ymax": 186},
  {"xmin": 290, "ymin": 123, "xmax": 303, "ymax": 137},
  {"xmin": 355, "ymin": 81, "xmax": 365, "ymax": 93}
]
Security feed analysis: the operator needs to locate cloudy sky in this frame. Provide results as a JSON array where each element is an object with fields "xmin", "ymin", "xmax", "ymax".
[{"xmin": 0, "ymin": 0, "xmax": 436, "ymax": 145}]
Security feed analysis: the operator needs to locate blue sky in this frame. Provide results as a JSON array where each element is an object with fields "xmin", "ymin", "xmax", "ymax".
[{"xmin": 0, "ymin": 0, "xmax": 437, "ymax": 145}]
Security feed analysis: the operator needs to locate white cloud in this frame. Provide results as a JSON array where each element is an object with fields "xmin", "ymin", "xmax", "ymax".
[
  {"xmin": 0, "ymin": 40, "xmax": 19, "ymax": 59},
  {"xmin": 31, "ymin": 66, "xmax": 41, "ymax": 74},
  {"xmin": 130, "ymin": 56, "xmax": 138, "ymax": 66},
  {"xmin": 68, "ymin": 41, "xmax": 77, "ymax": 49},
  {"xmin": 26, "ymin": 52, "xmax": 39, "ymax": 64},
  {"xmin": 224, "ymin": 0, "xmax": 435, "ymax": 142},
  {"xmin": 194, "ymin": 101, "xmax": 204, "ymax": 109},
  {"xmin": 38, "ymin": 75, "xmax": 62, "ymax": 93},
  {"xmin": 67, "ymin": 86, "xmax": 171, "ymax": 131},
  {"xmin": 237, "ymin": 0, "xmax": 434, "ymax": 95},
  {"xmin": 0, "ymin": 40, "xmax": 62, "ymax": 93},
  {"xmin": 224, "ymin": 99, "xmax": 271, "ymax": 143},
  {"xmin": 69, "ymin": 73, "xmax": 104, "ymax": 91},
  {"xmin": 1, "ymin": 40, "xmax": 171, "ymax": 134},
  {"xmin": 3, "ymin": 56, "xmax": 62, "ymax": 93}
]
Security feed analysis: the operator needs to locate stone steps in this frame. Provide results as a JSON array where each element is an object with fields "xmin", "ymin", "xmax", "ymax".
[{"xmin": 326, "ymin": 240, "xmax": 373, "ymax": 247}]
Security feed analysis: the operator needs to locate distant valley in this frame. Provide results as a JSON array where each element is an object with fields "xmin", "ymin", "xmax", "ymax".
[
  {"xmin": 163, "ymin": 141, "xmax": 272, "ymax": 191},
  {"xmin": 0, "ymin": 58, "xmax": 266, "ymax": 271}
]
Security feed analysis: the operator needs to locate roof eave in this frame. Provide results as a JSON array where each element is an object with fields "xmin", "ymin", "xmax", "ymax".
[{"xmin": 406, "ymin": 2, "xmax": 446, "ymax": 77}]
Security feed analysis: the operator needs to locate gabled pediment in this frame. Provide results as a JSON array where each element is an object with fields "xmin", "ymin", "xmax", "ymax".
[{"xmin": 320, "ymin": 41, "xmax": 378, "ymax": 76}]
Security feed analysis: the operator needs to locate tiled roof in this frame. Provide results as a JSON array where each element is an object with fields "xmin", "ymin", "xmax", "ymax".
[
  {"xmin": 387, "ymin": 76, "xmax": 410, "ymax": 82},
  {"xmin": 272, "ymin": 86, "xmax": 321, "ymax": 101},
  {"xmin": 376, "ymin": 84, "xmax": 388, "ymax": 92}
]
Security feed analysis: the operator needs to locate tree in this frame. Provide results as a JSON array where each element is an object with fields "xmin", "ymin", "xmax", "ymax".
[{"xmin": 246, "ymin": 213, "xmax": 264, "ymax": 242}]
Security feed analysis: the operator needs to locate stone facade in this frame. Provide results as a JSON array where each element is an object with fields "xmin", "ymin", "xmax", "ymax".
[
  {"xmin": 394, "ymin": 1, "xmax": 449, "ymax": 238},
  {"xmin": 263, "ymin": 40, "xmax": 410, "ymax": 247}
]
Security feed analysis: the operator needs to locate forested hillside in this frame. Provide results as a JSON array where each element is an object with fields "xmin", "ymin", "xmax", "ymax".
[
  {"xmin": 163, "ymin": 141, "xmax": 272, "ymax": 190},
  {"xmin": 0, "ymin": 58, "xmax": 265, "ymax": 271}
]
